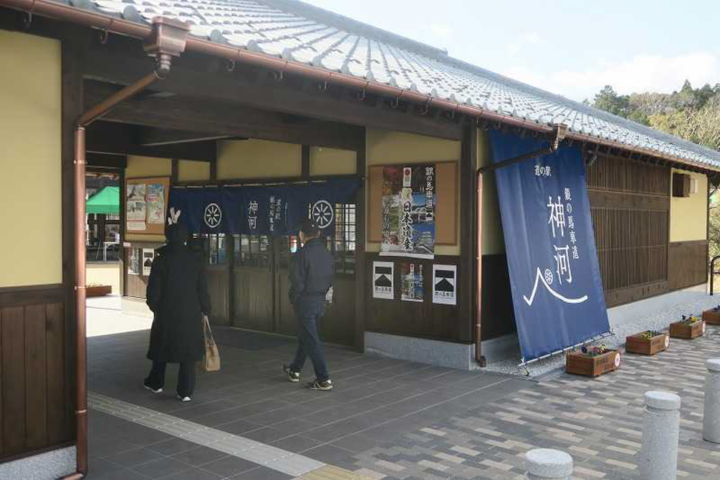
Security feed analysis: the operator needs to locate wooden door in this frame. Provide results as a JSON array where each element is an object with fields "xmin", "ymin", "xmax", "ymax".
[{"xmin": 232, "ymin": 234, "xmax": 275, "ymax": 332}]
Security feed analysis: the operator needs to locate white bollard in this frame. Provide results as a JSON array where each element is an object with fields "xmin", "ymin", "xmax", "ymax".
[
  {"xmin": 639, "ymin": 391, "xmax": 681, "ymax": 480},
  {"xmin": 704, "ymin": 359, "xmax": 720, "ymax": 443},
  {"xmin": 525, "ymin": 448, "xmax": 573, "ymax": 480}
]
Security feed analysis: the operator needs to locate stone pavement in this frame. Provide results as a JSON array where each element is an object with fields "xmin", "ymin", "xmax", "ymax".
[{"xmin": 85, "ymin": 298, "xmax": 720, "ymax": 479}]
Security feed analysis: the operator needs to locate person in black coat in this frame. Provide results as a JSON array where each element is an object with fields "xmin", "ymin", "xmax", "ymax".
[
  {"xmin": 143, "ymin": 222, "xmax": 211, "ymax": 402},
  {"xmin": 283, "ymin": 219, "xmax": 334, "ymax": 391}
]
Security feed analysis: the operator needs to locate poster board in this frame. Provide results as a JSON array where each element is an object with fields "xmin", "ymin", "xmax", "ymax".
[
  {"xmin": 125, "ymin": 177, "xmax": 170, "ymax": 235},
  {"xmin": 368, "ymin": 161, "xmax": 457, "ymax": 245}
]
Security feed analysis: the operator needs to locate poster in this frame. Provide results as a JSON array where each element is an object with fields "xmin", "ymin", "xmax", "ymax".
[
  {"xmin": 372, "ymin": 261, "xmax": 394, "ymax": 300},
  {"xmin": 142, "ymin": 249, "xmax": 155, "ymax": 276},
  {"xmin": 127, "ymin": 221, "xmax": 146, "ymax": 231},
  {"xmin": 432, "ymin": 265, "xmax": 457, "ymax": 305},
  {"xmin": 489, "ymin": 130, "xmax": 610, "ymax": 363},
  {"xmin": 400, "ymin": 262, "xmax": 424, "ymax": 302},
  {"xmin": 380, "ymin": 165, "xmax": 436, "ymax": 259},
  {"xmin": 146, "ymin": 184, "xmax": 166, "ymax": 225}
]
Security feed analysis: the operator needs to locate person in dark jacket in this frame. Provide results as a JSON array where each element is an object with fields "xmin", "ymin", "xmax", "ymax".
[
  {"xmin": 144, "ymin": 222, "xmax": 211, "ymax": 402},
  {"xmin": 283, "ymin": 219, "xmax": 334, "ymax": 391}
]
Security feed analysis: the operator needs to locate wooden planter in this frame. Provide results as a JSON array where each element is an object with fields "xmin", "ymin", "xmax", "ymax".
[
  {"xmin": 86, "ymin": 285, "xmax": 112, "ymax": 297},
  {"xmin": 669, "ymin": 320, "xmax": 705, "ymax": 339},
  {"xmin": 703, "ymin": 309, "xmax": 720, "ymax": 326},
  {"xmin": 566, "ymin": 350, "xmax": 621, "ymax": 377},
  {"xmin": 625, "ymin": 333, "xmax": 669, "ymax": 356}
]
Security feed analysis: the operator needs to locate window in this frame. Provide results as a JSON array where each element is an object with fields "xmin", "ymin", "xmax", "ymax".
[
  {"xmin": 189, "ymin": 234, "xmax": 227, "ymax": 266},
  {"xmin": 234, "ymin": 234, "xmax": 271, "ymax": 268},
  {"xmin": 333, "ymin": 203, "xmax": 356, "ymax": 275}
]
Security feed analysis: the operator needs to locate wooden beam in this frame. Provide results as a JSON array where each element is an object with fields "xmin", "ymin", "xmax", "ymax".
[
  {"xmin": 84, "ymin": 81, "xmax": 364, "ymax": 151},
  {"xmin": 354, "ymin": 130, "xmax": 367, "ymax": 351},
  {"xmin": 301, "ymin": 145, "xmax": 310, "ymax": 178},
  {"xmin": 81, "ymin": 45, "xmax": 463, "ymax": 141},
  {"xmin": 86, "ymin": 152, "xmax": 127, "ymax": 169},
  {"xmin": 140, "ymin": 127, "xmax": 231, "ymax": 147},
  {"xmin": 86, "ymin": 121, "xmax": 216, "ymax": 162}
]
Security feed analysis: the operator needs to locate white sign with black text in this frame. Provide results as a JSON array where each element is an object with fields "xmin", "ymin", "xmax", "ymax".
[
  {"xmin": 432, "ymin": 264, "xmax": 457, "ymax": 305},
  {"xmin": 373, "ymin": 261, "xmax": 394, "ymax": 300}
]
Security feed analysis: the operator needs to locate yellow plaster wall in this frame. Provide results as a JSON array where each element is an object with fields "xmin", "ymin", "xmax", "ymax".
[
  {"xmin": 125, "ymin": 156, "xmax": 172, "ymax": 243},
  {"xmin": 178, "ymin": 160, "xmax": 210, "ymax": 182},
  {"xmin": 477, "ymin": 129, "xmax": 505, "ymax": 255},
  {"xmin": 366, "ymin": 128, "xmax": 461, "ymax": 255},
  {"xmin": 218, "ymin": 139, "xmax": 301, "ymax": 179},
  {"xmin": 670, "ymin": 169, "xmax": 708, "ymax": 242},
  {"xmin": 310, "ymin": 147, "xmax": 356, "ymax": 176},
  {"xmin": 0, "ymin": 31, "xmax": 62, "ymax": 287}
]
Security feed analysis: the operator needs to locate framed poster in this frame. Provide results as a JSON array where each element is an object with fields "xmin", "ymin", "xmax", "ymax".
[
  {"xmin": 142, "ymin": 249, "xmax": 155, "ymax": 276},
  {"xmin": 380, "ymin": 165, "xmax": 436, "ymax": 259},
  {"xmin": 125, "ymin": 177, "xmax": 170, "ymax": 235},
  {"xmin": 400, "ymin": 262, "xmax": 424, "ymax": 302},
  {"xmin": 373, "ymin": 261, "xmax": 394, "ymax": 300},
  {"xmin": 432, "ymin": 265, "xmax": 457, "ymax": 305}
]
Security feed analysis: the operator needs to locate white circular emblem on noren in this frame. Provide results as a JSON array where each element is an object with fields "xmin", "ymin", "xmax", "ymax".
[
  {"xmin": 614, "ymin": 352, "xmax": 621, "ymax": 368},
  {"xmin": 311, "ymin": 200, "xmax": 334, "ymax": 229},
  {"xmin": 204, "ymin": 203, "xmax": 222, "ymax": 228}
]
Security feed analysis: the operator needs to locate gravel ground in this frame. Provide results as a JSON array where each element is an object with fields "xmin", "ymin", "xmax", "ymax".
[{"xmin": 484, "ymin": 286, "xmax": 720, "ymax": 379}]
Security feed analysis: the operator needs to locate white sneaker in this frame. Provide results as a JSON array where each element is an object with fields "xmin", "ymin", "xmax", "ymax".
[
  {"xmin": 144, "ymin": 384, "xmax": 163, "ymax": 394},
  {"xmin": 176, "ymin": 394, "xmax": 191, "ymax": 403}
]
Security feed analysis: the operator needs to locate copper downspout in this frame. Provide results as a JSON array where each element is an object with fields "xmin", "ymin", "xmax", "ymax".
[
  {"xmin": 475, "ymin": 170, "xmax": 485, "ymax": 367},
  {"xmin": 59, "ymin": 18, "xmax": 190, "ymax": 480},
  {"xmin": 0, "ymin": 0, "xmax": 716, "ymax": 173}
]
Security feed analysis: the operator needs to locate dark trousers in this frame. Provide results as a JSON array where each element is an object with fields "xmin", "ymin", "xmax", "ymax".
[
  {"xmin": 289, "ymin": 299, "xmax": 330, "ymax": 382},
  {"xmin": 145, "ymin": 361, "xmax": 196, "ymax": 397}
]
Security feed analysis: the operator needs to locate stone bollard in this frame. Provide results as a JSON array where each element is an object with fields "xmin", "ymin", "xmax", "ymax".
[
  {"xmin": 704, "ymin": 359, "xmax": 720, "ymax": 443},
  {"xmin": 639, "ymin": 391, "xmax": 681, "ymax": 480},
  {"xmin": 525, "ymin": 448, "xmax": 573, "ymax": 480}
]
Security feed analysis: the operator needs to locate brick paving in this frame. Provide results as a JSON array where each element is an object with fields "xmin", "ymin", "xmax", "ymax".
[
  {"xmin": 349, "ymin": 326, "xmax": 720, "ymax": 479},
  {"xmin": 86, "ymin": 298, "xmax": 720, "ymax": 479}
]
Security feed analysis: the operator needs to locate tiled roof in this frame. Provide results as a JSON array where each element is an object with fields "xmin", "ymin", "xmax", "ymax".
[{"xmin": 86, "ymin": 0, "xmax": 720, "ymax": 169}]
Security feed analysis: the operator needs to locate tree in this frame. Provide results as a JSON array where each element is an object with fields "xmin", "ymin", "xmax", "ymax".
[{"xmin": 592, "ymin": 85, "xmax": 630, "ymax": 117}]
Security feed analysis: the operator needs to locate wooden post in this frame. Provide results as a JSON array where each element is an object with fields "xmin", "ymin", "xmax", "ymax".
[
  {"xmin": 354, "ymin": 130, "xmax": 367, "ymax": 351},
  {"xmin": 460, "ymin": 124, "xmax": 478, "ymax": 345},
  {"xmin": 301, "ymin": 145, "xmax": 310, "ymax": 179}
]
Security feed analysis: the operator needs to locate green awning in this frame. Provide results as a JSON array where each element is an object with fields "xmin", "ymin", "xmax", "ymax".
[{"xmin": 86, "ymin": 186, "xmax": 120, "ymax": 215}]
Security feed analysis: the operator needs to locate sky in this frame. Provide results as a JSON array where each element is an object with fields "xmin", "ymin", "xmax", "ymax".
[{"xmin": 301, "ymin": 0, "xmax": 720, "ymax": 101}]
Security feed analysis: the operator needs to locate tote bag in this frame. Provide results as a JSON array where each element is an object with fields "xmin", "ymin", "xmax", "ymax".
[{"xmin": 201, "ymin": 315, "xmax": 221, "ymax": 372}]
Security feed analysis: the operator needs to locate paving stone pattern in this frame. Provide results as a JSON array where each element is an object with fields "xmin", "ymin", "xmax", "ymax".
[{"xmin": 350, "ymin": 326, "xmax": 720, "ymax": 479}]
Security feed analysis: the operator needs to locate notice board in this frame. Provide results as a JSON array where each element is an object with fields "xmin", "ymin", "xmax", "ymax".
[
  {"xmin": 125, "ymin": 176, "xmax": 170, "ymax": 236},
  {"xmin": 368, "ymin": 161, "xmax": 457, "ymax": 245}
]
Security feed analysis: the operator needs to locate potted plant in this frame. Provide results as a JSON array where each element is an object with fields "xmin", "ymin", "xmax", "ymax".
[
  {"xmin": 625, "ymin": 330, "xmax": 669, "ymax": 355},
  {"xmin": 702, "ymin": 306, "xmax": 720, "ymax": 326},
  {"xmin": 566, "ymin": 345, "xmax": 621, "ymax": 377},
  {"xmin": 86, "ymin": 283, "xmax": 112, "ymax": 297},
  {"xmin": 669, "ymin": 315, "xmax": 705, "ymax": 339}
]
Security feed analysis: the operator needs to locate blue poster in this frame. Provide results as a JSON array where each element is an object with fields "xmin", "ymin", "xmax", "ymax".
[
  {"xmin": 489, "ymin": 131, "xmax": 610, "ymax": 362},
  {"xmin": 168, "ymin": 179, "xmax": 360, "ymax": 237}
]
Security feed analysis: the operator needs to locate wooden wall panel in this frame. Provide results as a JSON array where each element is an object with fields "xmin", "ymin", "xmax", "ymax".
[
  {"xmin": 0, "ymin": 286, "xmax": 70, "ymax": 461},
  {"xmin": 587, "ymin": 155, "xmax": 672, "ymax": 307},
  {"xmin": 126, "ymin": 273, "xmax": 148, "ymax": 299},
  {"xmin": 669, "ymin": 241, "xmax": 708, "ymax": 291},
  {"xmin": 207, "ymin": 268, "xmax": 230, "ymax": 325}
]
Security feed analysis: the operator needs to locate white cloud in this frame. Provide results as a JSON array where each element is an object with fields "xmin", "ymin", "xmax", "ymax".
[
  {"xmin": 507, "ymin": 32, "xmax": 543, "ymax": 56},
  {"xmin": 503, "ymin": 52, "xmax": 720, "ymax": 101},
  {"xmin": 429, "ymin": 24, "xmax": 453, "ymax": 37}
]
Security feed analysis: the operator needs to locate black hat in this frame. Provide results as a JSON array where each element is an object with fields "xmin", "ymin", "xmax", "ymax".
[
  {"xmin": 165, "ymin": 222, "xmax": 189, "ymax": 244},
  {"xmin": 300, "ymin": 218, "xmax": 320, "ymax": 236}
]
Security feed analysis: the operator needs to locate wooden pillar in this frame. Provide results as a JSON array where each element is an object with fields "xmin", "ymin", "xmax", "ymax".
[
  {"xmin": 61, "ymin": 32, "xmax": 85, "ymax": 442},
  {"xmin": 354, "ymin": 129, "xmax": 367, "ymax": 351},
  {"xmin": 459, "ymin": 124, "xmax": 478, "ymax": 344},
  {"xmin": 171, "ymin": 158, "xmax": 179, "ymax": 184}
]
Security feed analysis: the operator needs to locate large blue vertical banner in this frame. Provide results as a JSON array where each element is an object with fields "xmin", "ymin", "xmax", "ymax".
[{"xmin": 489, "ymin": 131, "xmax": 610, "ymax": 362}]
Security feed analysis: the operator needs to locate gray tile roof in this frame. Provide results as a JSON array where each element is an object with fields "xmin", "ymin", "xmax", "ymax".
[{"xmin": 87, "ymin": 0, "xmax": 720, "ymax": 169}]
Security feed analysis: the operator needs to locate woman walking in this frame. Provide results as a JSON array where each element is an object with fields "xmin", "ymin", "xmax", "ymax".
[{"xmin": 143, "ymin": 222, "xmax": 211, "ymax": 402}]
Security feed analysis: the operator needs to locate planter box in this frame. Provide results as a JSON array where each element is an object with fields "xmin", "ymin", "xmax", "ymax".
[
  {"xmin": 625, "ymin": 333, "xmax": 669, "ymax": 356},
  {"xmin": 86, "ymin": 285, "xmax": 112, "ymax": 297},
  {"xmin": 566, "ymin": 350, "xmax": 621, "ymax": 377},
  {"xmin": 703, "ymin": 309, "xmax": 720, "ymax": 326},
  {"xmin": 669, "ymin": 320, "xmax": 705, "ymax": 339}
]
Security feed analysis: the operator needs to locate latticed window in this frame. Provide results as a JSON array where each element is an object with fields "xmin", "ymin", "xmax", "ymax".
[
  {"xmin": 234, "ymin": 234, "xmax": 271, "ymax": 268},
  {"xmin": 333, "ymin": 203, "xmax": 356, "ymax": 275}
]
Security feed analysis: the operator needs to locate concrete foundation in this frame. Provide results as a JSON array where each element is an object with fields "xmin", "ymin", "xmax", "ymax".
[{"xmin": 0, "ymin": 446, "xmax": 76, "ymax": 480}]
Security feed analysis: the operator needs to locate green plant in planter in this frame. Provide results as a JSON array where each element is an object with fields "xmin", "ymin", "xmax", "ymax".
[
  {"xmin": 640, "ymin": 330, "xmax": 663, "ymax": 340},
  {"xmin": 581, "ymin": 345, "xmax": 608, "ymax": 357},
  {"xmin": 681, "ymin": 315, "xmax": 701, "ymax": 325}
]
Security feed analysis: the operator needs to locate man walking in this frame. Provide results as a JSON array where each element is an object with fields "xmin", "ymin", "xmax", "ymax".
[{"xmin": 284, "ymin": 218, "xmax": 334, "ymax": 391}]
